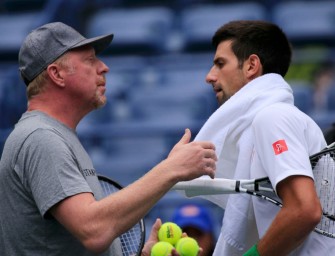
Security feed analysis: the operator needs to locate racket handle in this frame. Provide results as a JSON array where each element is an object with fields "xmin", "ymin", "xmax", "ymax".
[{"xmin": 172, "ymin": 178, "xmax": 238, "ymax": 197}]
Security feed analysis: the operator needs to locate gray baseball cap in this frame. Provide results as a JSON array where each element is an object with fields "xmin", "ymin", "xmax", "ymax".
[{"xmin": 19, "ymin": 22, "xmax": 113, "ymax": 86}]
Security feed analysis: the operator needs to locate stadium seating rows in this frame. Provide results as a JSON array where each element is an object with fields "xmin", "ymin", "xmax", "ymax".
[{"xmin": 2, "ymin": 0, "xmax": 335, "ymax": 179}]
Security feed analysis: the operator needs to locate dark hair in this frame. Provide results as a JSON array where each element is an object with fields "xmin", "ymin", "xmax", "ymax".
[{"xmin": 212, "ymin": 20, "xmax": 292, "ymax": 76}]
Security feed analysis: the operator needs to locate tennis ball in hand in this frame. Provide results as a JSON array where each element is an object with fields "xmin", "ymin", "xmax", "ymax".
[
  {"xmin": 175, "ymin": 237, "xmax": 199, "ymax": 256},
  {"xmin": 158, "ymin": 222, "xmax": 182, "ymax": 245},
  {"xmin": 151, "ymin": 241, "xmax": 175, "ymax": 256}
]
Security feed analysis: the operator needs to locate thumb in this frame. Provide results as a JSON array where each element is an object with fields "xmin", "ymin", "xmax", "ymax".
[
  {"xmin": 148, "ymin": 218, "xmax": 162, "ymax": 241},
  {"xmin": 177, "ymin": 128, "xmax": 191, "ymax": 145},
  {"xmin": 141, "ymin": 219, "xmax": 162, "ymax": 256}
]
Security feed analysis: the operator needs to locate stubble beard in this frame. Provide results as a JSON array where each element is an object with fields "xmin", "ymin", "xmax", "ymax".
[{"xmin": 93, "ymin": 90, "xmax": 107, "ymax": 109}]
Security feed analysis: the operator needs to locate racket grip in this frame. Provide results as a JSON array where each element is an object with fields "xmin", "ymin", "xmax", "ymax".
[{"xmin": 172, "ymin": 178, "xmax": 237, "ymax": 197}]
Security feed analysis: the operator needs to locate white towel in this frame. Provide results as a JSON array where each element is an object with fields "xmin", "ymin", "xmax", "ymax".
[{"xmin": 193, "ymin": 73, "xmax": 294, "ymax": 250}]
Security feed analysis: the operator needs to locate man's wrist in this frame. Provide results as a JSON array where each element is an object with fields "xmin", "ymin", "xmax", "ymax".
[{"xmin": 243, "ymin": 244, "xmax": 260, "ymax": 256}]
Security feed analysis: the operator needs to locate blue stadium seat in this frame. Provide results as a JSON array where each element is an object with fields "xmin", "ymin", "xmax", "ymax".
[
  {"xmin": 90, "ymin": 135, "xmax": 168, "ymax": 186},
  {"xmin": 102, "ymin": 55, "xmax": 149, "ymax": 99},
  {"xmin": 0, "ymin": 0, "xmax": 61, "ymax": 60},
  {"xmin": 291, "ymin": 81, "xmax": 314, "ymax": 114},
  {"xmin": 128, "ymin": 83, "xmax": 214, "ymax": 123},
  {"xmin": 78, "ymin": 119, "xmax": 190, "ymax": 186},
  {"xmin": 127, "ymin": 55, "xmax": 217, "ymax": 122},
  {"xmin": 150, "ymin": 52, "xmax": 214, "ymax": 71},
  {"xmin": 0, "ymin": 128, "xmax": 11, "ymax": 154},
  {"xmin": 0, "ymin": 0, "xmax": 47, "ymax": 12},
  {"xmin": 0, "ymin": 65, "xmax": 27, "ymax": 129},
  {"xmin": 327, "ymin": 86, "xmax": 335, "ymax": 111},
  {"xmin": 309, "ymin": 111, "xmax": 335, "ymax": 132},
  {"xmin": 272, "ymin": 1, "xmax": 335, "ymax": 46},
  {"xmin": 0, "ymin": 12, "xmax": 41, "ymax": 60},
  {"xmin": 179, "ymin": 2, "xmax": 267, "ymax": 52},
  {"xmin": 86, "ymin": 7, "xmax": 175, "ymax": 55}
]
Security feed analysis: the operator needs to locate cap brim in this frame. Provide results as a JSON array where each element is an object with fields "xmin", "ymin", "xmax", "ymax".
[
  {"xmin": 177, "ymin": 219, "xmax": 212, "ymax": 232},
  {"xmin": 72, "ymin": 34, "xmax": 114, "ymax": 54}
]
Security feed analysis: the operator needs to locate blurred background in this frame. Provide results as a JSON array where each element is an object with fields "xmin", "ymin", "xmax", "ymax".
[{"xmin": 1, "ymin": 0, "xmax": 335, "ymax": 240}]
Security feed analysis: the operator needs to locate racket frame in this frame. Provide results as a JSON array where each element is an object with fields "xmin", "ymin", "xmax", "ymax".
[
  {"xmin": 98, "ymin": 175, "xmax": 146, "ymax": 256},
  {"xmin": 172, "ymin": 144, "xmax": 335, "ymax": 238}
]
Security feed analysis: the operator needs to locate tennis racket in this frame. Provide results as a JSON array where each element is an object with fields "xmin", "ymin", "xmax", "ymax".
[
  {"xmin": 98, "ymin": 175, "xmax": 146, "ymax": 256},
  {"xmin": 172, "ymin": 143, "xmax": 335, "ymax": 238}
]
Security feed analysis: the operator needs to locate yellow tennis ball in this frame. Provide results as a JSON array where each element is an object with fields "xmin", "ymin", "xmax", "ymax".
[
  {"xmin": 151, "ymin": 241, "xmax": 175, "ymax": 256},
  {"xmin": 175, "ymin": 237, "xmax": 199, "ymax": 256},
  {"xmin": 158, "ymin": 222, "xmax": 182, "ymax": 245}
]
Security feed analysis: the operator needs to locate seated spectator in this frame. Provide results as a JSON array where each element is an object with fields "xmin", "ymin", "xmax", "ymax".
[
  {"xmin": 172, "ymin": 203, "xmax": 216, "ymax": 256},
  {"xmin": 312, "ymin": 61, "xmax": 335, "ymax": 112}
]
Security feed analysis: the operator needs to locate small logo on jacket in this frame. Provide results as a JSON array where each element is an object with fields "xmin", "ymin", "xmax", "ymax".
[{"xmin": 272, "ymin": 140, "xmax": 288, "ymax": 155}]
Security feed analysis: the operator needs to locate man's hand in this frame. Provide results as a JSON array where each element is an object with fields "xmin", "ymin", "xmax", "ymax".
[
  {"xmin": 141, "ymin": 218, "xmax": 203, "ymax": 256},
  {"xmin": 166, "ymin": 129, "xmax": 217, "ymax": 180},
  {"xmin": 141, "ymin": 218, "xmax": 161, "ymax": 256}
]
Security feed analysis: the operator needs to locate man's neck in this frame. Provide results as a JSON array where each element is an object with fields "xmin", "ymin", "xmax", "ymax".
[{"xmin": 27, "ymin": 100, "xmax": 82, "ymax": 130}]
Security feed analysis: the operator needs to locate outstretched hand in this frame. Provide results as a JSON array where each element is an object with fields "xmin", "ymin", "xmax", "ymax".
[{"xmin": 141, "ymin": 218, "xmax": 203, "ymax": 256}]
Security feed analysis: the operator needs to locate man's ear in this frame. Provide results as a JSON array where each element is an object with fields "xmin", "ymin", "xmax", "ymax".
[
  {"xmin": 46, "ymin": 64, "xmax": 66, "ymax": 87},
  {"xmin": 244, "ymin": 54, "xmax": 262, "ymax": 79}
]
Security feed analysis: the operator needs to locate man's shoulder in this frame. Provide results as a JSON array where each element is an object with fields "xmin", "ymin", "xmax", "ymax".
[
  {"xmin": 252, "ymin": 102, "xmax": 318, "ymax": 131},
  {"xmin": 254, "ymin": 102, "xmax": 298, "ymax": 121}
]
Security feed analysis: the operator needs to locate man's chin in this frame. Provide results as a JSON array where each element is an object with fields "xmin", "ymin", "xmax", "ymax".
[
  {"xmin": 94, "ymin": 96, "xmax": 107, "ymax": 109},
  {"xmin": 97, "ymin": 101, "xmax": 107, "ymax": 109}
]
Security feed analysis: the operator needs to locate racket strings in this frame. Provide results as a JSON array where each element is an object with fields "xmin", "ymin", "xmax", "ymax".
[
  {"xmin": 312, "ymin": 151, "xmax": 335, "ymax": 236},
  {"xmin": 99, "ymin": 178, "xmax": 144, "ymax": 256},
  {"xmin": 100, "ymin": 180, "xmax": 119, "ymax": 195},
  {"xmin": 120, "ymin": 222, "xmax": 144, "ymax": 255}
]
